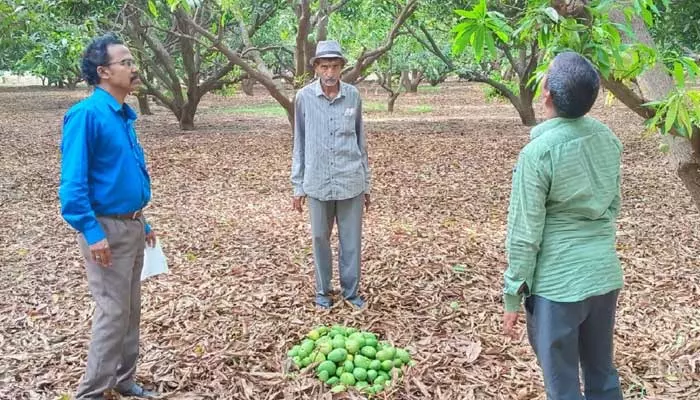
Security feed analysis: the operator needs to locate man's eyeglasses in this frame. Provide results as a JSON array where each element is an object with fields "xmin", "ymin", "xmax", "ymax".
[{"xmin": 103, "ymin": 59, "xmax": 136, "ymax": 68}]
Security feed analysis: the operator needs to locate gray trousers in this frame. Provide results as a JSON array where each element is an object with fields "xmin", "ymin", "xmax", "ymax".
[
  {"xmin": 75, "ymin": 217, "xmax": 145, "ymax": 399},
  {"xmin": 308, "ymin": 194, "xmax": 364, "ymax": 305},
  {"xmin": 525, "ymin": 290, "xmax": 623, "ymax": 400}
]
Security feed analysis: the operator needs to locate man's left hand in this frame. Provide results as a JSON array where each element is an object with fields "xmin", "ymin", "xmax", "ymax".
[
  {"xmin": 503, "ymin": 311, "xmax": 520, "ymax": 339},
  {"xmin": 364, "ymin": 194, "xmax": 371, "ymax": 212},
  {"xmin": 145, "ymin": 230, "xmax": 157, "ymax": 248}
]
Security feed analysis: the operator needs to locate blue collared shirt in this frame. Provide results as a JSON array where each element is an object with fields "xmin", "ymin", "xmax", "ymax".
[{"xmin": 59, "ymin": 87, "xmax": 152, "ymax": 245}]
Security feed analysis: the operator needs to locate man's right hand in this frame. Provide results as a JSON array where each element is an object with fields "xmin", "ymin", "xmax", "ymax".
[
  {"xmin": 293, "ymin": 196, "xmax": 306, "ymax": 213},
  {"xmin": 90, "ymin": 238, "xmax": 112, "ymax": 267}
]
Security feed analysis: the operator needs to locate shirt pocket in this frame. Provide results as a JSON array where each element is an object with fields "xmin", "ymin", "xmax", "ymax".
[{"xmin": 341, "ymin": 107, "xmax": 356, "ymax": 134}]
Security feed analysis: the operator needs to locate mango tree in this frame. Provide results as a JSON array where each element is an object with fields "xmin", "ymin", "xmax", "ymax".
[
  {"xmin": 373, "ymin": 55, "xmax": 404, "ymax": 112},
  {"xmin": 450, "ymin": 0, "xmax": 552, "ymax": 126},
  {"xmin": 545, "ymin": 0, "xmax": 700, "ymax": 211},
  {"xmin": 451, "ymin": 0, "xmax": 700, "ymax": 210},
  {"xmin": 115, "ymin": 0, "xmax": 284, "ymax": 130},
  {"xmin": 179, "ymin": 0, "xmax": 419, "ymax": 125},
  {"xmin": 0, "ymin": 0, "xmax": 93, "ymax": 87},
  {"xmin": 648, "ymin": 0, "xmax": 700, "ymax": 60}
]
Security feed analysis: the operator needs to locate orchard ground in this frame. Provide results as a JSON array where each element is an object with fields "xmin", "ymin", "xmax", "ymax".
[{"xmin": 1, "ymin": 81, "xmax": 698, "ymax": 399}]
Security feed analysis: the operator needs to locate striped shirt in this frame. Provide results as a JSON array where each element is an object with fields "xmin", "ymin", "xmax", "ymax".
[
  {"xmin": 291, "ymin": 79, "xmax": 370, "ymax": 201},
  {"xmin": 503, "ymin": 116, "xmax": 623, "ymax": 312}
]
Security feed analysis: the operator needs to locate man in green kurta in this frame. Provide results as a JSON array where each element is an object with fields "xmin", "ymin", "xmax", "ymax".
[{"xmin": 502, "ymin": 52, "xmax": 624, "ymax": 400}]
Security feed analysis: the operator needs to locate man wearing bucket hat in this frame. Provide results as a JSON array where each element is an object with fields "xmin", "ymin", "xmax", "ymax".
[{"xmin": 290, "ymin": 40, "xmax": 371, "ymax": 309}]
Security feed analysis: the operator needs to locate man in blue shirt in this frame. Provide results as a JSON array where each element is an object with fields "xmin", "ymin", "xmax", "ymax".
[{"xmin": 59, "ymin": 33, "xmax": 158, "ymax": 399}]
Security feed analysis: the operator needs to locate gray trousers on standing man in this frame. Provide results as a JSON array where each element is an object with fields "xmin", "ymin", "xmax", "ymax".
[
  {"xmin": 75, "ymin": 217, "xmax": 145, "ymax": 399},
  {"xmin": 525, "ymin": 290, "xmax": 623, "ymax": 400},
  {"xmin": 308, "ymin": 194, "xmax": 364, "ymax": 307}
]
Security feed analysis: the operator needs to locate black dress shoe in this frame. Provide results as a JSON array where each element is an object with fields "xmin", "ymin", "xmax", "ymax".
[{"xmin": 116, "ymin": 383, "xmax": 159, "ymax": 398}]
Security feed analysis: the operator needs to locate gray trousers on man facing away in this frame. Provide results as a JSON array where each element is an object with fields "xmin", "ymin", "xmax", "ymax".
[
  {"xmin": 75, "ymin": 217, "xmax": 145, "ymax": 399},
  {"xmin": 308, "ymin": 194, "xmax": 364, "ymax": 306},
  {"xmin": 525, "ymin": 289, "xmax": 623, "ymax": 400}
]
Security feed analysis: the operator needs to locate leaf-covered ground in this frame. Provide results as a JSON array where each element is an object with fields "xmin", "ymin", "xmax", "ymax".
[{"xmin": 1, "ymin": 83, "xmax": 698, "ymax": 400}]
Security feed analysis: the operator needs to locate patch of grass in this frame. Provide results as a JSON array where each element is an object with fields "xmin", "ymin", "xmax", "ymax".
[
  {"xmin": 409, "ymin": 105, "xmax": 433, "ymax": 113},
  {"xmin": 418, "ymin": 85, "xmax": 441, "ymax": 93},
  {"xmin": 364, "ymin": 101, "xmax": 386, "ymax": 111},
  {"xmin": 216, "ymin": 103, "xmax": 287, "ymax": 116}
]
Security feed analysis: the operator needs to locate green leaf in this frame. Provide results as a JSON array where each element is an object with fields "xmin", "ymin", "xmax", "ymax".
[
  {"xmin": 543, "ymin": 7, "xmax": 559, "ymax": 22},
  {"xmin": 681, "ymin": 57, "xmax": 699, "ymax": 81},
  {"xmin": 487, "ymin": 19, "xmax": 510, "ymax": 43},
  {"xmin": 640, "ymin": 8, "xmax": 653, "ymax": 27},
  {"xmin": 451, "ymin": 21, "xmax": 471, "ymax": 33},
  {"xmin": 452, "ymin": 28, "xmax": 471, "ymax": 55},
  {"xmin": 148, "ymin": 0, "xmax": 159, "ymax": 17},
  {"xmin": 673, "ymin": 62, "xmax": 685, "ymax": 88},
  {"xmin": 484, "ymin": 30, "xmax": 496, "ymax": 57},
  {"xmin": 665, "ymin": 97, "xmax": 679, "ymax": 133},
  {"xmin": 455, "ymin": 9, "xmax": 478, "ymax": 19},
  {"xmin": 677, "ymin": 105, "xmax": 693, "ymax": 137},
  {"xmin": 473, "ymin": 28, "xmax": 485, "ymax": 62},
  {"xmin": 473, "ymin": 0, "xmax": 487, "ymax": 18}
]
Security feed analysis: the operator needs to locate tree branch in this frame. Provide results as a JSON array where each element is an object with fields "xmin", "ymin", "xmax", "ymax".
[
  {"xmin": 500, "ymin": 44, "xmax": 521, "ymax": 78},
  {"xmin": 465, "ymin": 71, "xmax": 520, "ymax": 106},
  {"xmin": 600, "ymin": 76, "xmax": 655, "ymax": 120},
  {"xmin": 125, "ymin": 5, "xmax": 184, "ymax": 105},
  {"xmin": 174, "ymin": 9, "xmax": 198, "ymax": 91},
  {"xmin": 523, "ymin": 40, "xmax": 539, "ymax": 82},
  {"xmin": 141, "ymin": 78, "xmax": 176, "ymax": 112},
  {"xmin": 249, "ymin": 1, "xmax": 283, "ymax": 38},
  {"xmin": 378, "ymin": 72, "xmax": 398, "ymax": 95},
  {"xmin": 124, "ymin": 25, "xmax": 176, "ymax": 90},
  {"xmin": 342, "ymin": 0, "xmax": 419, "ymax": 83},
  {"xmin": 200, "ymin": 61, "xmax": 237, "ymax": 94},
  {"xmin": 329, "ymin": 0, "xmax": 352, "ymax": 14},
  {"xmin": 295, "ymin": 0, "xmax": 312, "ymax": 78},
  {"xmin": 316, "ymin": 0, "xmax": 330, "ymax": 43},
  {"xmin": 408, "ymin": 23, "xmax": 454, "ymax": 70},
  {"xmin": 183, "ymin": 14, "xmax": 293, "ymax": 112},
  {"xmin": 241, "ymin": 45, "xmax": 293, "ymax": 58},
  {"xmin": 235, "ymin": 12, "xmax": 274, "ymax": 78}
]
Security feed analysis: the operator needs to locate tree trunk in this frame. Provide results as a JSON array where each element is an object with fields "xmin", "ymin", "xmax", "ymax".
[
  {"xmin": 503, "ymin": 66, "xmax": 515, "ymax": 81},
  {"xmin": 284, "ymin": 101, "xmax": 294, "ymax": 126},
  {"xmin": 428, "ymin": 76, "xmax": 447, "ymax": 86},
  {"xmin": 388, "ymin": 93, "xmax": 400, "ymax": 113},
  {"xmin": 401, "ymin": 70, "xmax": 422, "ymax": 93},
  {"xmin": 517, "ymin": 85, "xmax": 537, "ymax": 126},
  {"xmin": 137, "ymin": 92, "xmax": 153, "ymax": 115},
  {"xmin": 242, "ymin": 78, "xmax": 255, "ymax": 96},
  {"xmin": 608, "ymin": 10, "xmax": 700, "ymax": 211},
  {"xmin": 178, "ymin": 100, "xmax": 200, "ymax": 131},
  {"xmin": 514, "ymin": 101, "xmax": 537, "ymax": 126}
]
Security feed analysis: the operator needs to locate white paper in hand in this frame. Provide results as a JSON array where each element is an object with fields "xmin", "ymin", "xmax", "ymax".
[{"xmin": 142, "ymin": 239, "xmax": 169, "ymax": 281}]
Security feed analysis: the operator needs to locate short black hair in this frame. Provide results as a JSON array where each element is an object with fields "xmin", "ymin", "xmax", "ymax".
[
  {"xmin": 81, "ymin": 33, "xmax": 123, "ymax": 85},
  {"xmin": 545, "ymin": 52, "xmax": 600, "ymax": 118}
]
